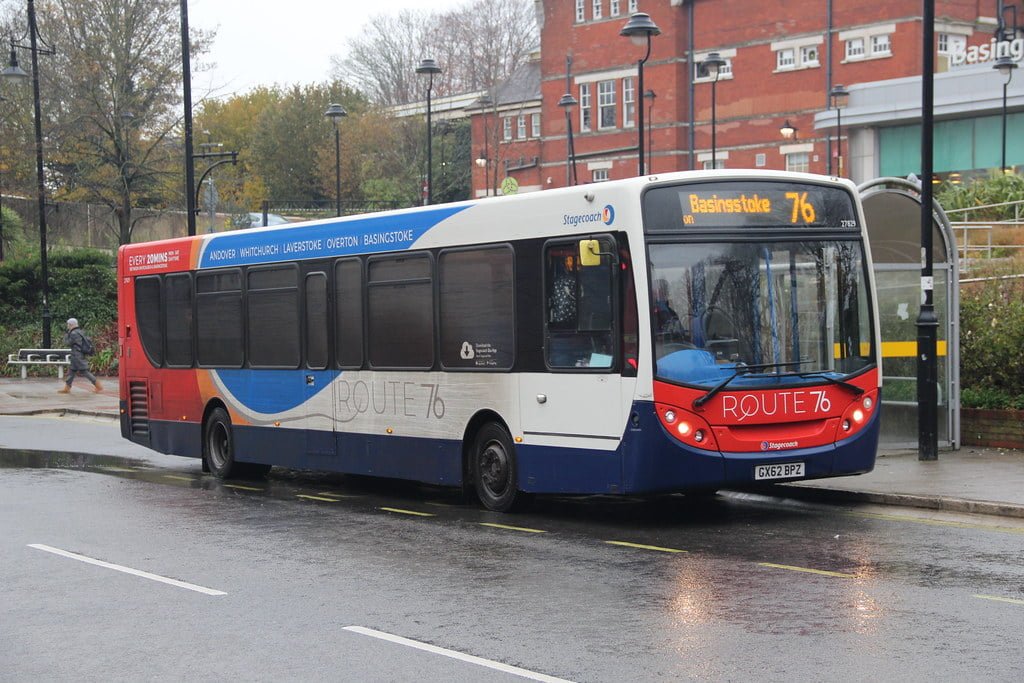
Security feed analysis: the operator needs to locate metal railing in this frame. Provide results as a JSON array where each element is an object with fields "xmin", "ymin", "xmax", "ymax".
[{"xmin": 945, "ymin": 199, "xmax": 1024, "ymax": 271}]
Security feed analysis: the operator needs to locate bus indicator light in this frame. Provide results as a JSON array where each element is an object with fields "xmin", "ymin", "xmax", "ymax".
[{"xmin": 664, "ymin": 410, "xmax": 677, "ymax": 424}]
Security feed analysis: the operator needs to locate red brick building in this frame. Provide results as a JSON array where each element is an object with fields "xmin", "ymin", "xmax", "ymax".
[{"xmin": 470, "ymin": 0, "xmax": 1018, "ymax": 195}]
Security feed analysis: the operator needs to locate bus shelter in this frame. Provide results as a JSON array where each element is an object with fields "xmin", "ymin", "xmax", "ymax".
[{"xmin": 858, "ymin": 178, "xmax": 960, "ymax": 449}]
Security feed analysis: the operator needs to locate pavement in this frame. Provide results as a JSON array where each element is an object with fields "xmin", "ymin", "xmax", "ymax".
[{"xmin": 2, "ymin": 375, "xmax": 1023, "ymax": 519}]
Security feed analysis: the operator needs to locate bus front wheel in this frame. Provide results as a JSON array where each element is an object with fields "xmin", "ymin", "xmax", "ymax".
[{"xmin": 472, "ymin": 423, "xmax": 529, "ymax": 512}]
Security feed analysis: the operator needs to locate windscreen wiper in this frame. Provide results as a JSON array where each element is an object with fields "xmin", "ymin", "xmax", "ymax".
[
  {"xmin": 692, "ymin": 360, "xmax": 810, "ymax": 408},
  {"xmin": 790, "ymin": 371, "xmax": 865, "ymax": 395}
]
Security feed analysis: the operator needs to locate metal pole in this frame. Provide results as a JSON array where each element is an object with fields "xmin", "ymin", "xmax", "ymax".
[
  {"xmin": 27, "ymin": 0, "xmax": 50, "ymax": 347},
  {"xmin": 425, "ymin": 77, "xmax": 433, "ymax": 205},
  {"xmin": 917, "ymin": 0, "xmax": 939, "ymax": 461},
  {"xmin": 637, "ymin": 37, "xmax": 651, "ymax": 176},
  {"xmin": 334, "ymin": 124, "xmax": 341, "ymax": 216},
  {"xmin": 1002, "ymin": 79, "xmax": 1009, "ymax": 174},
  {"xmin": 836, "ymin": 106, "xmax": 843, "ymax": 177},
  {"xmin": 180, "ymin": 0, "xmax": 196, "ymax": 236},
  {"xmin": 711, "ymin": 79, "xmax": 717, "ymax": 168}
]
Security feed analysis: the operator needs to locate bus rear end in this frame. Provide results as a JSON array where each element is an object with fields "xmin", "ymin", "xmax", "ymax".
[{"xmin": 630, "ymin": 175, "xmax": 879, "ymax": 492}]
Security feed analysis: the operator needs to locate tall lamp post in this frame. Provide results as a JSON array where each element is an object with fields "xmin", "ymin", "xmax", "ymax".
[
  {"xmin": 324, "ymin": 103, "xmax": 347, "ymax": 216},
  {"xmin": 473, "ymin": 94, "xmax": 493, "ymax": 197},
  {"xmin": 829, "ymin": 84, "xmax": 849, "ymax": 177},
  {"xmin": 994, "ymin": 56, "xmax": 1017, "ymax": 174},
  {"xmin": 557, "ymin": 93, "xmax": 579, "ymax": 186},
  {"xmin": 644, "ymin": 89, "xmax": 656, "ymax": 171},
  {"xmin": 620, "ymin": 12, "xmax": 661, "ymax": 177},
  {"xmin": 701, "ymin": 52, "xmax": 726, "ymax": 169},
  {"xmin": 415, "ymin": 58, "xmax": 441, "ymax": 205},
  {"xmin": 3, "ymin": 0, "xmax": 56, "ymax": 347}
]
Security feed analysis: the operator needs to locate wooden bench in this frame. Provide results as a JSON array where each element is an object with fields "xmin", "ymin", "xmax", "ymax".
[{"xmin": 6, "ymin": 348, "xmax": 72, "ymax": 379}]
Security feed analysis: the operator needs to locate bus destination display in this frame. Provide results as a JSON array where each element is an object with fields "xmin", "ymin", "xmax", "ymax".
[{"xmin": 644, "ymin": 181, "xmax": 858, "ymax": 231}]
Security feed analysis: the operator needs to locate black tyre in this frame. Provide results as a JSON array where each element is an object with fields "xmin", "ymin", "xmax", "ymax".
[
  {"xmin": 472, "ymin": 422, "xmax": 528, "ymax": 512},
  {"xmin": 203, "ymin": 407, "xmax": 271, "ymax": 479}
]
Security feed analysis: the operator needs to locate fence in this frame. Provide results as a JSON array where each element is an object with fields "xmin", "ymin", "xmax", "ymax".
[{"xmin": 945, "ymin": 199, "xmax": 1024, "ymax": 272}]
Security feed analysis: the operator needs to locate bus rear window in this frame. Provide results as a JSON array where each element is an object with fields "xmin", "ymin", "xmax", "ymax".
[{"xmin": 135, "ymin": 276, "xmax": 163, "ymax": 367}]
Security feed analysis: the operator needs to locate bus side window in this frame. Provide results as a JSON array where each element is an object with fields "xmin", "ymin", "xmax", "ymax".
[{"xmin": 544, "ymin": 240, "xmax": 615, "ymax": 369}]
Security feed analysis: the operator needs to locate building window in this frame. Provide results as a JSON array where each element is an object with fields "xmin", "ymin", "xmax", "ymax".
[
  {"xmin": 503, "ymin": 117, "xmax": 512, "ymax": 141},
  {"xmin": 702, "ymin": 159, "xmax": 726, "ymax": 170},
  {"xmin": 800, "ymin": 44, "xmax": 819, "ymax": 66},
  {"xmin": 871, "ymin": 33, "xmax": 891, "ymax": 56},
  {"xmin": 695, "ymin": 56, "xmax": 733, "ymax": 80},
  {"xmin": 598, "ymin": 80, "xmax": 617, "ymax": 129},
  {"xmin": 786, "ymin": 152, "xmax": 810, "ymax": 173},
  {"xmin": 628, "ymin": 0, "xmax": 638, "ymax": 12},
  {"xmin": 610, "ymin": 0, "xmax": 620, "ymax": 16},
  {"xmin": 592, "ymin": 168, "xmax": 609, "ymax": 182},
  {"xmin": 777, "ymin": 48, "xmax": 795, "ymax": 70},
  {"xmin": 579, "ymin": 83, "xmax": 592, "ymax": 132},
  {"xmin": 531, "ymin": 112, "xmax": 541, "ymax": 137},
  {"xmin": 623, "ymin": 77, "xmax": 635, "ymax": 127},
  {"xmin": 575, "ymin": 0, "xmax": 585, "ymax": 23},
  {"xmin": 845, "ymin": 37, "xmax": 865, "ymax": 60},
  {"xmin": 938, "ymin": 33, "xmax": 967, "ymax": 55},
  {"xmin": 517, "ymin": 114, "xmax": 526, "ymax": 139},
  {"xmin": 755, "ymin": 153, "xmax": 766, "ymax": 167},
  {"xmin": 592, "ymin": 0, "xmax": 602, "ymax": 20}
]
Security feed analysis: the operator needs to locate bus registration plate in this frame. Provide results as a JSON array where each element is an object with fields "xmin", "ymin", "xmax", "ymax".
[{"xmin": 754, "ymin": 462, "xmax": 804, "ymax": 480}]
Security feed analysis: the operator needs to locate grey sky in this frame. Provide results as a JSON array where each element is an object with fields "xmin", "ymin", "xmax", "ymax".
[{"xmin": 190, "ymin": 0, "xmax": 465, "ymax": 96}]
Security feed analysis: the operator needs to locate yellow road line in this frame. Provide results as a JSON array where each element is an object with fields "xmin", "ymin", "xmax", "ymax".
[
  {"xmin": 479, "ymin": 522, "xmax": 547, "ymax": 534},
  {"xmin": 973, "ymin": 594, "xmax": 1024, "ymax": 606},
  {"xmin": 606, "ymin": 540, "xmax": 686, "ymax": 553},
  {"xmin": 163, "ymin": 475, "xmax": 195, "ymax": 482},
  {"xmin": 379, "ymin": 507, "xmax": 435, "ymax": 517},
  {"xmin": 759, "ymin": 562, "xmax": 855, "ymax": 578},
  {"xmin": 96, "ymin": 466, "xmax": 137, "ymax": 473},
  {"xmin": 222, "ymin": 484, "xmax": 263, "ymax": 492},
  {"xmin": 846, "ymin": 511, "xmax": 1024, "ymax": 535},
  {"xmin": 297, "ymin": 494, "xmax": 340, "ymax": 503}
]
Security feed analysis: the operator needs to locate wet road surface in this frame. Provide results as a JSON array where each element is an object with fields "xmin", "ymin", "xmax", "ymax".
[{"xmin": 1, "ymin": 416, "xmax": 1023, "ymax": 681}]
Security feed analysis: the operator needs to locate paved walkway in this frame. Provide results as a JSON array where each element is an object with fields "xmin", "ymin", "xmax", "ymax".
[{"xmin": 2, "ymin": 376, "xmax": 1022, "ymax": 518}]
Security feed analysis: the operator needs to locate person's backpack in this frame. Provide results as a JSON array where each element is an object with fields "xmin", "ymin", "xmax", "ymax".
[{"xmin": 79, "ymin": 333, "xmax": 94, "ymax": 356}]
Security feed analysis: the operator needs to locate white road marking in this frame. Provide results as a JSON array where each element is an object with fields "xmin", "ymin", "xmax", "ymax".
[
  {"xmin": 29, "ymin": 544, "xmax": 226, "ymax": 596},
  {"xmin": 344, "ymin": 626, "xmax": 573, "ymax": 682}
]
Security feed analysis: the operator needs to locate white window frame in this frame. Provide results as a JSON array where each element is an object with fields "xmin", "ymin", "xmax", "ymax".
[
  {"xmin": 531, "ymin": 112, "xmax": 541, "ymax": 138},
  {"xmin": 694, "ymin": 50, "xmax": 736, "ymax": 82},
  {"xmin": 871, "ymin": 33, "xmax": 891, "ymax": 56},
  {"xmin": 702, "ymin": 159, "xmax": 726, "ymax": 170},
  {"xmin": 502, "ymin": 117, "xmax": 512, "ymax": 141},
  {"xmin": 579, "ymin": 83, "xmax": 592, "ymax": 132},
  {"xmin": 937, "ymin": 32, "xmax": 968, "ymax": 55},
  {"xmin": 593, "ymin": 0, "xmax": 602, "ymax": 20},
  {"xmin": 755, "ymin": 153, "xmax": 766, "ymax": 168},
  {"xmin": 628, "ymin": 0, "xmax": 638, "ymax": 12},
  {"xmin": 597, "ymin": 79, "xmax": 617, "ymax": 130},
  {"xmin": 800, "ymin": 44, "xmax": 819, "ymax": 67},
  {"xmin": 623, "ymin": 77, "xmax": 635, "ymax": 128},
  {"xmin": 845, "ymin": 37, "xmax": 865, "ymax": 60},
  {"xmin": 785, "ymin": 152, "xmax": 810, "ymax": 173},
  {"xmin": 592, "ymin": 168, "xmax": 609, "ymax": 183},
  {"xmin": 610, "ymin": 0, "xmax": 620, "ymax": 17},
  {"xmin": 575, "ymin": 0, "xmax": 585, "ymax": 23},
  {"xmin": 776, "ymin": 48, "xmax": 796, "ymax": 70},
  {"xmin": 516, "ymin": 115, "xmax": 527, "ymax": 139}
]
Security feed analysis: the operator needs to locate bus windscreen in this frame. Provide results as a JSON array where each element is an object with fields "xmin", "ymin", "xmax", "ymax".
[{"xmin": 644, "ymin": 181, "xmax": 859, "ymax": 231}]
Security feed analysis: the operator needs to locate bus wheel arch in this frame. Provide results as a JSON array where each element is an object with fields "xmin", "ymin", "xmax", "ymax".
[
  {"xmin": 201, "ymin": 401, "xmax": 270, "ymax": 480},
  {"xmin": 464, "ymin": 412, "xmax": 530, "ymax": 512}
]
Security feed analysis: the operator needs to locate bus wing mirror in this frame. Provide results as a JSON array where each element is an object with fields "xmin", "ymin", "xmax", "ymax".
[{"xmin": 579, "ymin": 239, "xmax": 602, "ymax": 267}]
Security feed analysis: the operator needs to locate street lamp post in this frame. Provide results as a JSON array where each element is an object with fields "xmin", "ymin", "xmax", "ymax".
[
  {"xmin": 620, "ymin": 12, "xmax": 661, "ymax": 177},
  {"xmin": 830, "ymin": 84, "xmax": 849, "ymax": 177},
  {"xmin": 324, "ymin": 103, "xmax": 347, "ymax": 216},
  {"xmin": 994, "ymin": 56, "xmax": 1017, "ymax": 174},
  {"xmin": 473, "ymin": 94, "xmax": 493, "ymax": 196},
  {"xmin": 557, "ymin": 93, "xmax": 579, "ymax": 186},
  {"xmin": 415, "ymin": 58, "xmax": 442, "ymax": 205},
  {"xmin": 644, "ymin": 89, "xmax": 656, "ymax": 171},
  {"xmin": 3, "ymin": 0, "xmax": 55, "ymax": 347},
  {"xmin": 701, "ymin": 52, "xmax": 726, "ymax": 169},
  {"xmin": 179, "ymin": 0, "xmax": 197, "ymax": 236}
]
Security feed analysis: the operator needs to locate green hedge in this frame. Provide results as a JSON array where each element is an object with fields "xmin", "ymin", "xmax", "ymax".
[{"xmin": 959, "ymin": 278, "xmax": 1024, "ymax": 409}]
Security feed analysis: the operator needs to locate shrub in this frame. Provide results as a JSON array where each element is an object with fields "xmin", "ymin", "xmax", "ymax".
[{"xmin": 959, "ymin": 277, "xmax": 1024, "ymax": 408}]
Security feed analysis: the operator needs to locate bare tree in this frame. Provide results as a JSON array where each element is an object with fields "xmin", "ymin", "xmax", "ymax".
[{"xmin": 332, "ymin": 0, "xmax": 538, "ymax": 105}]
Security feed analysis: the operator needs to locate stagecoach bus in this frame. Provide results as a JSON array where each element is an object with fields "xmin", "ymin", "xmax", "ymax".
[{"xmin": 118, "ymin": 170, "xmax": 881, "ymax": 511}]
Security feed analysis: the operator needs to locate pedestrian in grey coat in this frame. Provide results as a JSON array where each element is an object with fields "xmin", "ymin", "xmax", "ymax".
[{"xmin": 58, "ymin": 318, "xmax": 102, "ymax": 393}]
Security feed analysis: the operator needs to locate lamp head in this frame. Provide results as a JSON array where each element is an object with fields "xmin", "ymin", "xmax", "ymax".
[
  {"xmin": 643, "ymin": 89, "xmax": 656, "ymax": 101},
  {"xmin": 830, "ymin": 84, "xmax": 850, "ymax": 108},
  {"xmin": 620, "ymin": 12, "xmax": 661, "ymax": 46},
  {"xmin": 557, "ymin": 93, "xmax": 578, "ymax": 109},
  {"xmin": 416, "ymin": 58, "xmax": 442, "ymax": 76},
  {"xmin": 779, "ymin": 119, "xmax": 797, "ymax": 140},
  {"xmin": 324, "ymin": 103, "xmax": 348, "ymax": 124},
  {"xmin": 701, "ymin": 52, "xmax": 727, "ymax": 80},
  {"xmin": 2, "ymin": 46, "xmax": 28, "ymax": 84},
  {"xmin": 994, "ymin": 55, "xmax": 1018, "ymax": 78}
]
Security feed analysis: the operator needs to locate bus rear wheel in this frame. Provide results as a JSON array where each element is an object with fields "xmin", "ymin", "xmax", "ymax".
[
  {"xmin": 204, "ymin": 407, "xmax": 270, "ymax": 480},
  {"xmin": 472, "ymin": 422, "xmax": 528, "ymax": 512}
]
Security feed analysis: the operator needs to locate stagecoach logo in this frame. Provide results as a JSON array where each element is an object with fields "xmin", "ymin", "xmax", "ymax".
[
  {"xmin": 761, "ymin": 440, "xmax": 799, "ymax": 451},
  {"xmin": 562, "ymin": 204, "xmax": 615, "ymax": 228}
]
